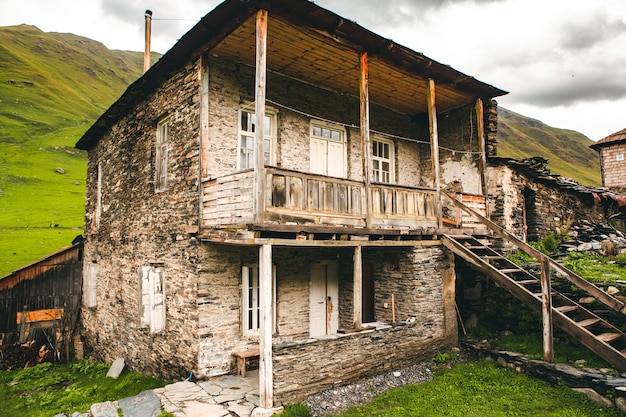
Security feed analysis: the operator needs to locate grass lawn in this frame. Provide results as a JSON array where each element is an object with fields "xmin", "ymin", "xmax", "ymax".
[
  {"xmin": 0, "ymin": 361, "xmax": 167, "ymax": 417},
  {"xmin": 305, "ymin": 360, "xmax": 621, "ymax": 417}
]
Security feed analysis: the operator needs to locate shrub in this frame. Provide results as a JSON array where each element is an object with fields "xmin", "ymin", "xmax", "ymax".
[{"xmin": 617, "ymin": 253, "xmax": 626, "ymax": 267}]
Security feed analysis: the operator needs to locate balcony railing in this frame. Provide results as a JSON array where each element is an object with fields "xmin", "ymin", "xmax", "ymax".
[{"xmin": 202, "ymin": 167, "xmax": 443, "ymax": 230}]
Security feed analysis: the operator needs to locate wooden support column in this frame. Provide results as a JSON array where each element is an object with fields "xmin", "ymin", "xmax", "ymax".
[
  {"xmin": 540, "ymin": 256, "xmax": 554, "ymax": 362},
  {"xmin": 426, "ymin": 79, "xmax": 442, "ymax": 228},
  {"xmin": 353, "ymin": 245, "xmax": 363, "ymax": 329},
  {"xmin": 254, "ymin": 9, "xmax": 268, "ymax": 224},
  {"xmin": 359, "ymin": 52, "xmax": 372, "ymax": 228},
  {"xmin": 259, "ymin": 243, "xmax": 273, "ymax": 408},
  {"xmin": 198, "ymin": 52, "xmax": 210, "ymax": 233},
  {"xmin": 475, "ymin": 98, "xmax": 490, "ymax": 218}
]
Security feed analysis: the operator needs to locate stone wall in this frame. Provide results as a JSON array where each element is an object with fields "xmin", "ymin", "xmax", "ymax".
[
  {"xmin": 599, "ymin": 142, "xmax": 626, "ymax": 191},
  {"xmin": 206, "ymin": 58, "xmax": 480, "ymax": 191},
  {"xmin": 81, "ymin": 60, "xmax": 203, "ymax": 380},
  {"xmin": 487, "ymin": 164, "xmax": 606, "ymax": 244},
  {"xmin": 272, "ymin": 321, "xmax": 453, "ymax": 405},
  {"xmin": 272, "ymin": 244, "xmax": 457, "ymax": 405}
]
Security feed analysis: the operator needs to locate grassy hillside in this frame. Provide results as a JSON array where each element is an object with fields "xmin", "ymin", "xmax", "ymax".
[
  {"xmin": 0, "ymin": 25, "xmax": 149, "ymax": 276},
  {"xmin": 497, "ymin": 107, "xmax": 602, "ymax": 187}
]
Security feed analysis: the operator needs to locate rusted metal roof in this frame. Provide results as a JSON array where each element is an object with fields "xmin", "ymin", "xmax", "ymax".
[
  {"xmin": 590, "ymin": 127, "xmax": 626, "ymax": 150},
  {"xmin": 76, "ymin": 0, "xmax": 507, "ymax": 151},
  {"xmin": 0, "ymin": 242, "xmax": 83, "ymax": 291}
]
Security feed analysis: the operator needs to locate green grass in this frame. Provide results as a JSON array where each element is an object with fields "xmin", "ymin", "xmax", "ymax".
[
  {"xmin": 0, "ymin": 25, "xmax": 154, "ymax": 276},
  {"xmin": 0, "ymin": 361, "xmax": 167, "ymax": 417},
  {"xmin": 328, "ymin": 360, "xmax": 620, "ymax": 417}
]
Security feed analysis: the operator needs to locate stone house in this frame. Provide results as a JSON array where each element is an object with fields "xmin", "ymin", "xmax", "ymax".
[
  {"xmin": 591, "ymin": 128, "xmax": 626, "ymax": 192},
  {"xmin": 75, "ymin": 0, "xmax": 506, "ymax": 408}
]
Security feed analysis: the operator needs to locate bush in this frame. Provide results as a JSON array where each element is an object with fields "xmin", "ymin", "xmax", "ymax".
[
  {"xmin": 617, "ymin": 253, "xmax": 626, "ymax": 267},
  {"xmin": 542, "ymin": 232, "xmax": 559, "ymax": 254},
  {"xmin": 280, "ymin": 404, "xmax": 312, "ymax": 417}
]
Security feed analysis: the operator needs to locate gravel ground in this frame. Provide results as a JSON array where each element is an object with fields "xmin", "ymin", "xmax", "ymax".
[{"xmin": 304, "ymin": 353, "xmax": 462, "ymax": 416}]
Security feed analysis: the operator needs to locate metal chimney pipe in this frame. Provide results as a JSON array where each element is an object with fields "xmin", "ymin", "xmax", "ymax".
[{"xmin": 144, "ymin": 10, "xmax": 153, "ymax": 73}]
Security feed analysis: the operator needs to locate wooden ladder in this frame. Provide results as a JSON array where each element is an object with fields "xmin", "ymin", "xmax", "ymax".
[{"xmin": 442, "ymin": 192, "xmax": 626, "ymax": 371}]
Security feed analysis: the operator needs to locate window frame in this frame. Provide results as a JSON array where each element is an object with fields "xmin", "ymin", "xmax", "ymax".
[
  {"xmin": 237, "ymin": 106, "xmax": 277, "ymax": 171},
  {"xmin": 155, "ymin": 117, "xmax": 170, "ymax": 192},
  {"xmin": 241, "ymin": 264, "xmax": 276, "ymax": 337},
  {"xmin": 139, "ymin": 265, "xmax": 166, "ymax": 333},
  {"xmin": 309, "ymin": 120, "xmax": 347, "ymax": 178},
  {"xmin": 371, "ymin": 137, "xmax": 395, "ymax": 183},
  {"xmin": 617, "ymin": 153, "xmax": 624, "ymax": 162}
]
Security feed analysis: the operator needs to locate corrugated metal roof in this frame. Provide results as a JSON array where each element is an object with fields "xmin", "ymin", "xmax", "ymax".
[
  {"xmin": 590, "ymin": 127, "xmax": 626, "ymax": 150},
  {"xmin": 76, "ymin": 0, "xmax": 507, "ymax": 151}
]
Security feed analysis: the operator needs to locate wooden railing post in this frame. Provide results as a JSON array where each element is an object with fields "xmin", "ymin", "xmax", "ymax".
[
  {"xmin": 427, "ymin": 79, "xmax": 442, "ymax": 228},
  {"xmin": 540, "ymin": 256, "xmax": 554, "ymax": 362}
]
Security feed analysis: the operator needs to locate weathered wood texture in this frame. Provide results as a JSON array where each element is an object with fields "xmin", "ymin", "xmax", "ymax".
[
  {"xmin": 0, "ymin": 243, "xmax": 82, "ymax": 346},
  {"xmin": 202, "ymin": 167, "xmax": 439, "ymax": 230}
]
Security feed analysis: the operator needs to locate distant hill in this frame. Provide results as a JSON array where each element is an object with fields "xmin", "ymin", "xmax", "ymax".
[
  {"xmin": 0, "ymin": 25, "xmax": 603, "ymax": 276},
  {"xmin": 496, "ymin": 107, "xmax": 601, "ymax": 187},
  {"xmin": 0, "ymin": 25, "xmax": 156, "ymax": 276}
]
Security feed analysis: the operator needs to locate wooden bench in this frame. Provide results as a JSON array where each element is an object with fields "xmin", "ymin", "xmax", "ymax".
[{"xmin": 233, "ymin": 348, "xmax": 259, "ymax": 377}]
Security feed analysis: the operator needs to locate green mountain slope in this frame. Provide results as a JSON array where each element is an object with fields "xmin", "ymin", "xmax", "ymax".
[
  {"xmin": 496, "ymin": 107, "xmax": 601, "ymax": 187},
  {"xmin": 0, "ymin": 25, "xmax": 150, "ymax": 276}
]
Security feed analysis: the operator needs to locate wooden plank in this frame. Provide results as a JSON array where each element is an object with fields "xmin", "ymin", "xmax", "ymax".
[
  {"xmin": 426, "ymin": 79, "xmax": 442, "ymax": 228},
  {"xmin": 258, "ymin": 241, "xmax": 273, "ymax": 409},
  {"xmin": 540, "ymin": 256, "xmax": 554, "ymax": 363},
  {"xmin": 288, "ymin": 176, "xmax": 304, "ymax": 209},
  {"xmin": 16, "ymin": 308, "xmax": 63, "ymax": 324},
  {"xmin": 353, "ymin": 245, "xmax": 363, "ymax": 329},
  {"xmin": 360, "ymin": 52, "xmax": 372, "ymax": 228},
  {"xmin": 254, "ymin": 9, "xmax": 268, "ymax": 226},
  {"xmin": 271, "ymin": 174, "xmax": 286, "ymax": 208}
]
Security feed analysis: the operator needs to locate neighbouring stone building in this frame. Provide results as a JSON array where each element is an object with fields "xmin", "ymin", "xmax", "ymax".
[
  {"xmin": 487, "ymin": 157, "xmax": 619, "ymax": 243},
  {"xmin": 74, "ymin": 0, "xmax": 507, "ymax": 408},
  {"xmin": 591, "ymin": 127, "xmax": 626, "ymax": 193}
]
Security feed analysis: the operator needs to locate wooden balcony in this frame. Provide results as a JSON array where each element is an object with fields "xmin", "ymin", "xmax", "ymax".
[{"xmin": 202, "ymin": 167, "xmax": 440, "ymax": 231}]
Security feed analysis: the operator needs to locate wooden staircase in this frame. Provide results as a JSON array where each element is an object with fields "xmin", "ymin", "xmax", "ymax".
[{"xmin": 442, "ymin": 192, "xmax": 626, "ymax": 371}]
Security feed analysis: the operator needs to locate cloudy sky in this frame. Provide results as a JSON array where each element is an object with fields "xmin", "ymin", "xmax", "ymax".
[{"xmin": 1, "ymin": 0, "xmax": 625, "ymax": 141}]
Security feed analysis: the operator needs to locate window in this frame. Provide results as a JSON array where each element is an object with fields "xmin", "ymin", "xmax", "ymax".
[
  {"xmin": 83, "ymin": 263, "xmax": 98, "ymax": 308},
  {"xmin": 372, "ymin": 139, "xmax": 394, "ymax": 183},
  {"xmin": 617, "ymin": 154, "xmax": 624, "ymax": 161},
  {"xmin": 310, "ymin": 121, "xmax": 346, "ymax": 177},
  {"xmin": 241, "ymin": 264, "xmax": 276, "ymax": 336},
  {"xmin": 155, "ymin": 118, "xmax": 170, "ymax": 192},
  {"xmin": 238, "ymin": 108, "xmax": 276, "ymax": 170},
  {"xmin": 139, "ymin": 266, "xmax": 166, "ymax": 333}
]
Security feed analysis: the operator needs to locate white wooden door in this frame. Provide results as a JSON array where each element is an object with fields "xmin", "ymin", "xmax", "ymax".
[
  {"xmin": 310, "ymin": 137, "xmax": 327, "ymax": 175},
  {"xmin": 327, "ymin": 140, "xmax": 345, "ymax": 178},
  {"xmin": 309, "ymin": 262, "xmax": 339, "ymax": 337}
]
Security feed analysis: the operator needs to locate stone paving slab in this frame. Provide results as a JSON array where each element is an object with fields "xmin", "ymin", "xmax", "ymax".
[
  {"xmin": 118, "ymin": 389, "xmax": 162, "ymax": 417},
  {"xmin": 90, "ymin": 401, "xmax": 119, "ymax": 417}
]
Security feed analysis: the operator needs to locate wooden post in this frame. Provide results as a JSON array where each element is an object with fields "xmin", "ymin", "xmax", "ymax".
[
  {"xmin": 475, "ymin": 99, "xmax": 489, "ymax": 218},
  {"xmin": 254, "ymin": 9, "xmax": 268, "ymax": 225},
  {"xmin": 143, "ymin": 10, "xmax": 152, "ymax": 73},
  {"xmin": 540, "ymin": 256, "xmax": 554, "ymax": 362},
  {"xmin": 259, "ymin": 243, "xmax": 273, "ymax": 408},
  {"xmin": 359, "ymin": 52, "xmax": 372, "ymax": 228},
  {"xmin": 426, "ymin": 79, "xmax": 442, "ymax": 228},
  {"xmin": 391, "ymin": 294, "xmax": 396, "ymax": 323},
  {"xmin": 353, "ymin": 245, "xmax": 363, "ymax": 329},
  {"xmin": 198, "ymin": 52, "xmax": 210, "ymax": 233}
]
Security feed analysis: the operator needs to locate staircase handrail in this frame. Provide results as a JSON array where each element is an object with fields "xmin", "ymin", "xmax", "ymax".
[{"xmin": 442, "ymin": 191, "xmax": 626, "ymax": 314}]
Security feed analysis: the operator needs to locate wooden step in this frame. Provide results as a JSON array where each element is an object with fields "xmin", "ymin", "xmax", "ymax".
[
  {"xmin": 484, "ymin": 255, "xmax": 504, "ymax": 260},
  {"xmin": 499, "ymin": 268, "xmax": 524, "ymax": 274},
  {"xmin": 576, "ymin": 318, "xmax": 600, "ymax": 328},
  {"xmin": 515, "ymin": 279, "xmax": 538, "ymax": 286},
  {"xmin": 597, "ymin": 333, "xmax": 622, "ymax": 343},
  {"xmin": 555, "ymin": 305, "xmax": 578, "ymax": 313},
  {"xmin": 466, "ymin": 245, "xmax": 489, "ymax": 250}
]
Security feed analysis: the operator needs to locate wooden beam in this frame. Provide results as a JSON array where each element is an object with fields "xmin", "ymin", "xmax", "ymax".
[
  {"xmin": 353, "ymin": 245, "xmax": 363, "ymax": 329},
  {"xmin": 254, "ymin": 10, "xmax": 268, "ymax": 224},
  {"xmin": 360, "ymin": 52, "xmax": 372, "ymax": 228},
  {"xmin": 540, "ymin": 256, "xmax": 554, "ymax": 363},
  {"xmin": 200, "ymin": 53, "xmax": 210, "ymax": 180},
  {"xmin": 475, "ymin": 99, "xmax": 489, "ymax": 218},
  {"xmin": 426, "ymin": 79, "xmax": 442, "ymax": 228},
  {"xmin": 259, "ymin": 243, "xmax": 273, "ymax": 408}
]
